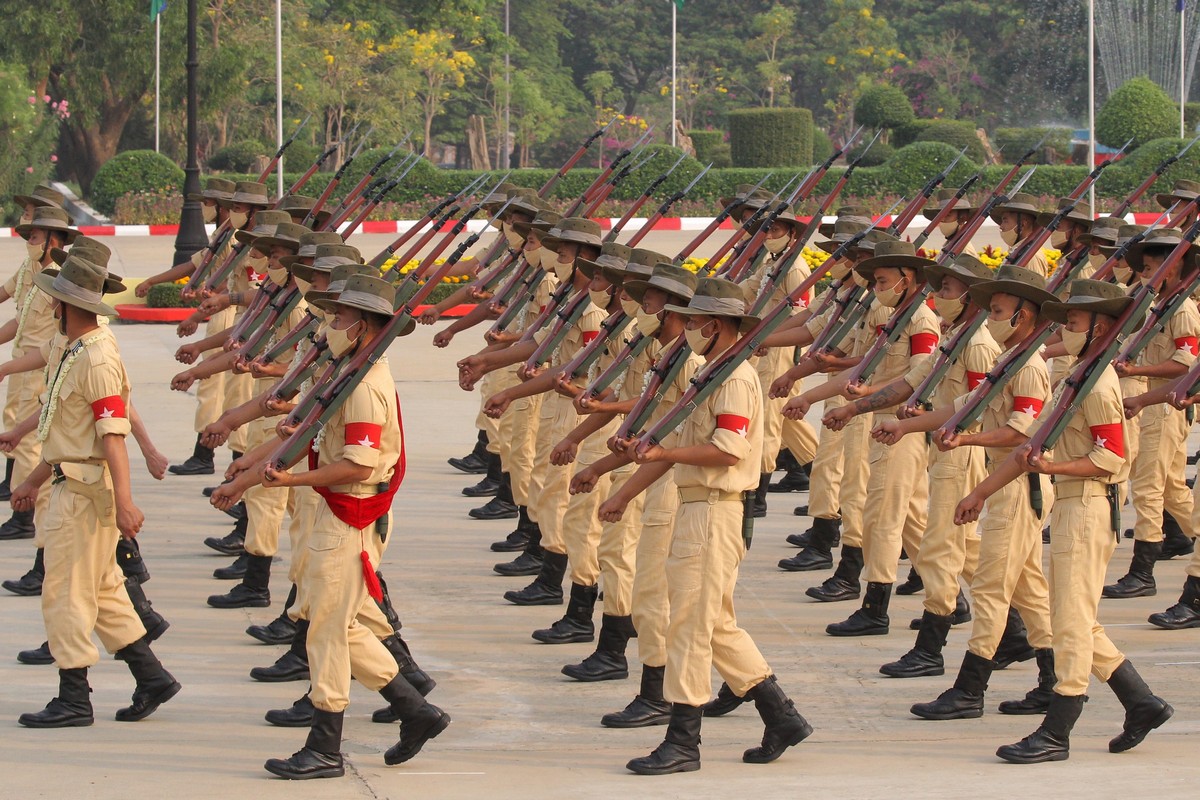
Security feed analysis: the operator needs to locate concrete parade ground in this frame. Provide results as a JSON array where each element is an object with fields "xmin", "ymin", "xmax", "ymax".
[{"xmin": 0, "ymin": 233, "xmax": 1198, "ymax": 799}]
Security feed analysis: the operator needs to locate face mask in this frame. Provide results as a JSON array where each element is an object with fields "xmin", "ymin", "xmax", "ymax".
[
  {"xmin": 588, "ymin": 288, "xmax": 611, "ymax": 309},
  {"xmin": 828, "ymin": 259, "xmax": 851, "ymax": 280},
  {"xmin": 202, "ymin": 204, "xmax": 217, "ymax": 224},
  {"xmin": 933, "ymin": 294, "xmax": 964, "ymax": 320},
  {"xmin": 937, "ymin": 220, "xmax": 958, "ymax": 237},
  {"xmin": 852, "ymin": 270, "xmax": 869, "ymax": 289},
  {"xmin": 19, "ymin": 212, "xmax": 33, "ymax": 226},
  {"xmin": 1113, "ymin": 264, "xmax": 1133, "ymax": 285},
  {"xmin": 267, "ymin": 266, "xmax": 288, "ymax": 286},
  {"xmin": 1060, "ymin": 328, "xmax": 1090, "ymax": 357},
  {"xmin": 326, "ymin": 320, "xmax": 362, "ymax": 358},
  {"xmin": 229, "ymin": 210, "xmax": 249, "ymax": 230},
  {"xmin": 874, "ymin": 281, "xmax": 905, "ymax": 308},
  {"xmin": 636, "ymin": 309, "xmax": 663, "ymax": 336},
  {"xmin": 620, "ymin": 297, "xmax": 640, "ymax": 317},
  {"xmin": 25, "ymin": 240, "xmax": 46, "ymax": 263},
  {"xmin": 524, "ymin": 246, "xmax": 541, "ymax": 269},
  {"xmin": 294, "ymin": 276, "xmax": 312, "ymax": 297},
  {"xmin": 1049, "ymin": 230, "xmax": 1069, "ymax": 249},
  {"xmin": 504, "ymin": 226, "xmax": 524, "ymax": 251},
  {"xmin": 765, "ymin": 235, "xmax": 789, "ymax": 255},
  {"xmin": 1088, "ymin": 252, "xmax": 1106, "ymax": 270},
  {"xmin": 245, "ymin": 254, "xmax": 268, "ymax": 279},
  {"xmin": 315, "ymin": 318, "xmax": 329, "ymax": 335},
  {"xmin": 552, "ymin": 258, "xmax": 573, "ymax": 282},
  {"xmin": 684, "ymin": 322, "xmax": 718, "ymax": 357},
  {"xmin": 1000, "ymin": 227, "xmax": 1019, "ymax": 247},
  {"xmin": 985, "ymin": 314, "xmax": 1019, "ymax": 345},
  {"xmin": 538, "ymin": 246, "xmax": 557, "ymax": 269}
]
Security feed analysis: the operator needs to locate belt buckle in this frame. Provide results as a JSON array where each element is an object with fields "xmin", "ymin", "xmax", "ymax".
[{"xmin": 51, "ymin": 465, "xmax": 66, "ymax": 485}]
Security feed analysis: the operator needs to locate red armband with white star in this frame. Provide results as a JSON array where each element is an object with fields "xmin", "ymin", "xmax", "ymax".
[
  {"xmin": 716, "ymin": 414, "xmax": 750, "ymax": 437},
  {"xmin": 344, "ymin": 422, "xmax": 382, "ymax": 449},
  {"xmin": 1089, "ymin": 423, "xmax": 1124, "ymax": 457},
  {"xmin": 1174, "ymin": 336, "xmax": 1198, "ymax": 357},
  {"xmin": 91, "ymin": 396, "xmax": 127, "ymax": 420},
  {"xmin": 1013, "ymin": 396, "xmax": 1043, "ymax": 418}
]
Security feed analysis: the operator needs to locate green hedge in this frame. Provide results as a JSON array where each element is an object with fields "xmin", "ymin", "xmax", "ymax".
[
  {"xmin": 146, "ymin": 283, "xmax": 201, "ymax": 309},
  {"xmin": 811, "ymin": 128, "xmax": 833, "ymax": 165},
  {"xmin": 847, "ymin": 140, "xmax": 894, "ymax": 167},
  {"xmin": 688, "ymin": 130, "xmax": 724, "ymax": 164},
  {"xmin": 884, "ymin": 142, "xmax": 980, "ymax": 195},
  {"xmin": 208, "ymin": 140, "xmax": 269, "ymax": 172},
  {"xmin": 727, "ymin": 108, "xmax": 814, "ymax": 167},
  {"xmin": 915, "ymin": 120, "xmax": 986, "ymax": 163},
  {"xmin": 992, "ymin": 127, "xmax": 1074, "ymax": 164},
  {"xmin": 1097, "ymin": 77, "xmax": 1179, "ymax": 150},
  {"xmin": 91, "ymin": 150, "xmax": 184, "ymax": 216}
]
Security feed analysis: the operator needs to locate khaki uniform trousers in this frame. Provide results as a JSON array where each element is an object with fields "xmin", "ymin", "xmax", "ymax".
[
  {"xmin": 4, "ymin": 369, "xmax": 51, "ymax": 542},
  {"xmin": 223, "ymin": 370, "xmax": 255, "ymax": 454},
  {"xmin": 917, "ymin": 444, "xmax": 984, "ymax": 616},
  {"xmin": 477, "ymin": 368, "xmax": 518, "ymax": 456},
  {"xmin": 967, "ymin": 472, "xmax": 1054, "ymax": 657},
  {"xmin": 566, "ymin": 459, "xmax": 641, "ymax": 615},
  {"xmin": 1185, "ymin": 537, "xmax": 1200, "ymax": 579},
  {"xmin": 757, "ymin": 347, "xmax": 808, "ymax": 472},
  {"xmin": 304, "ymin": 504, "xmax": 399, "ymax": 712},
  {"xmin": 632, "ymin": 470, "xmax": 678, "ymax": 668},
  {"xmin": 529, "ymin": 393, "xmax": 582, "ymax": 553},
  {"xmin": 194, "ymin": 306, "xmax": 234, "ymax": 433},
  {"xmin": 806, "ymin": 395, "xmax": 847, "ymax": 521},
  {"xmin": 563, "ymin": 416, "xmax": 623, "ymax": 584},
  {"xmin": 665, "ymin": 493, "xmax": 772, "ymax": 706},
  {"xmin": 862, "ymin": 417, "xmax": 929, "ymax": 583},
  {"xmin": 781, "ymin": 417, "xmax": 819, "ymax": 466},
  {"xmin": 499, "ymin": 382, "xmax": 542, "ymax": 509},
  {"xmin": 242, "ymin": 417, "xmax": 294, "ymax": 558},
  {"xmin": 1131, "ymin": 404, "xmax": 1195, "ymax": 542},
  {"xmin": 1047, "ymin": 484, "xmax": 1126, "ymax": 696},
  {"xmin": 41, "ymin": 473, "xmax": 145, "ymax": 669}
]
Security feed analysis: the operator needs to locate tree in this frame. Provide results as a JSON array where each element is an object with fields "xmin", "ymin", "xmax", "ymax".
[
  {"xmin": 405, "ymin": 28, "xmax": 476, "ymax": 159},
  {"xmin": 854, "ymin": 83, "xmax": 914, "ymax": 141},
  {"xmin": 1097, "ymin": 76, "xmax": 1179, "ymax": 150},
  {"xmin": 751, "ymin": 5, "xmax": 796, "ymax": 108}
]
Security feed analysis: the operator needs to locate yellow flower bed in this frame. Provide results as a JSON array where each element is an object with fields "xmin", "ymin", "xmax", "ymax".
[{"xmin": 383, "ymin": 255, "xmax": 471, "ymax": 283}]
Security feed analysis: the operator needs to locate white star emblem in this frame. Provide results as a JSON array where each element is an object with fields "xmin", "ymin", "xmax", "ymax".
[
  {"xmin": 98, "ymin": 406, "xmax": 115, "ymax": 419},
  {"xmin": 1179, "ymin": 343, "xmax": 1197, "ymax": 355},
  {"xmin": 250, "ymin": 271, "xmax": 264, "ymax": 281},
  {"xmin": 1019, "ymin": 403, "xmax": 1037, "ymax": 416},
  {"xmin": 1094, "ymin": 435, "xmax": 1107, "ymax": 449},
  {"xmin": 356, "ymin": 435, "xmax": 375, "ymax": 448},
  {"xmin": 735, "ymin": 424, "xmax": 748, "ymax": 437}
]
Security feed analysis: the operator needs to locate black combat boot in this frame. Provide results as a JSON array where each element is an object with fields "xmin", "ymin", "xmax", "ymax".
[
  {"xmin": 504, "ymin": 550, "xmax": 567, "ymax": 605},
  {"xmin": 995, "ymin": 693, "xmax": 1085, "ymax": 763},
  {"xmin": 208, "ymin": 553, "xmax": 272, "ymax": 607},
  {"xmin": 17, "ymin": 641, "xmax": 53, "ymax": 665},
  {"xmin": 768, "ymin": 454, "xmax": 810, "ymax": 493},
  {"xmin": 264, "ymin": 708, "xmax": 345, "ymax": 779},
  {"xmin": 895, "ymin": 566, "xmax": 924, "ymax": 595},
  {"xmin": 743, "ymin": 675, "xmax": 813, "ymax": 763},
  {"xmin": 266, "ymin": 690, "xmax": 316, "ymax": 727},
  {"xmin": 469, "ymin": 470, "xmax": 519, "ymax": 520},
  {"xmin": 826, "ymin": 581, "xmax": 890, "ymax": 636},
  {"xmin": 626, "ymin": 703, "xmax": 703, "ymax": 775},
  {"xmin": 992, "ymin": 606, "xmax": 1035, "ymax": 669},
  {"xmin": 999, "ymin": 648, "xmax": 1056, "ymax": 715},
  {"xmin": 247, "ymin": 584, "xmax": 299, "ymax": 644},
  {"xmin": 113, "ymin": 637, "xmax": 181, "ymax": 721},
  {"xmin": 124, "ymin": 578, "xmax": 169, "ymax": 642},
  {"xmin": 1103, "ymin": 539, "xmax": 1161, "ymax": 598},
  {"xmin": 0, "ymin": 457, "xmax": 13, "ymax": 500},
  {"xmin": 805, "ymin": 544, "xmax": 863, "ymax": 602},
  {"xmin": 448, "ymin": 429, "xmax": 489, "ymax": 474},
  {"xmin": 779, "ymin": 517, "xmax": 838, "ymax": 571},
  {"xmin": 18, "ymin": 667, "xmax": 93, "ymax": 728},
  {"xmin": 204, "ymin": 516, "xmax": 247, "ymax": 556},
  {"xmin": 1105, "ymin": 659, "xmax": 1174, "ymax": 752},
  {"xmin": 1148, "ymin": 575, "xmax": 1200, "ymax": 629},
  {"xmin": 910, "ymin": 650, "xmax": 993, "ymax": 720},
  {"xmin": 3, "ymin": 547, "xmax": 44, "ymax": 596},
  {"xmin": 911, "ymin": 590, "xmax": 971, "ymax": 629},
  {"xmin": 880, "ymin": 610, "xmax": 952, "ymax": 678},
  {"xmin": 378, "ymin": 674, "xmax": 451, "ymax": 765},
  {"xmin": 168, "ymin": 434, "xmax": 216, "ymax": 475},
  {"xmin": 0, "ymin": 509, "xmax": 35, "ymax": 540},
  {"xmin": 252, "ymin": 620, "xmax": 310, "ymax": 682},
  {"xmin": 212, "ymin": 551, "xmax": 249, "ymax": 580},
  {"xmin": 116, "ymin": 537, "xmax": 150, "ymax": 584},
  {"xmin": 462, "ymin": 452, "xmax": 502, "ymax": 498},
  {"xmin": 372, "ymin": 633, "xmax": 437, "ymax": 723},
  {"xmin": 786, "ymin": 515, "xmax": 839, "ymax": 547},
  {"xmin": 602, "ymin": 664, "xmax": 671, "ymax": 728},
  {"xmin": 1159, "ymin": 511, "xmax": 1195, "ymax": 560},
  {"xmin": 491, "ymin": 505, "xmax": 537, "ymax": 552},
  {"xmin": 494, "ymin": 520, "xmax": 545, "ymax": 576},
  {"xmin": 532, "ymin": 582, "xmax": 597, "ymax": 643},
  {"xmin": 563, "ymin": 614, "xmax": 635, "ymax": 681},
  {"xmin": 751, "ymin": 473, "xmax": 770, "ymax": 518},
  {"xmin": 701, "ymin": 681, "xmax": 752, "ymax": 717}
]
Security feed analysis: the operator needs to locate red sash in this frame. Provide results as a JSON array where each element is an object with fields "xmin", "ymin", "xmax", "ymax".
[{"xmin": 309, "ymin": 394, "xmax": 406, "ymax": 530}]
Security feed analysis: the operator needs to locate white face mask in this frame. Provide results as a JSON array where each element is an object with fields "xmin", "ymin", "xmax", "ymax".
[
  {"xmin": 552, "ymin": 257, "xmax": 573, "ymax": 282},
  {"xmin": 620, "ymin": 297, "xmax": 640, "ymax": 317},
  {"xmin": 874, "ymin": 280, "xmax": 905, "ymax": 308},
  {"xmin": 985, "ymin": 314, "xmax": 1019, "ymax": 346},
  {"xmin": 828, "ymin": 259, "xmax": 851, "ymax": 280},
  {"xmin": 202, "ymin": 203, "xmax": 218, "ymax": 224},
  {"xmin": 25, "ymin": 240, "xmax": 46, "ymax": 264},
  {"xmin": 1088, "ymin": 252, "xmax": 1106, "ymax": 270},
  {"xmin": 765, "ymin": 235, "xmax": 789, "ymax": 255},
  {"xmin": 933, "ymin": 294, "xmax": 964, "ymax": 320},
  {"xmin": 1000, "ymin": 227, "xmax": 1019, "ymax": 247},
  {"xmin": 229, "ymin": 210, "xmax": 249, "ymax": 230},
  {"xmin": 937, "ymin": 220, "xmax": 958, "ymax": 237},
  {"xmin": 524, "ymin": 246, "xmax": 542, "ymax": 269},
  {"xmin": 326, "ymin": 320, "xmax": 362, "ymax": 358},
  {"xmin": 1113, "ymin": 264, "xmax": 1133, "ymax": 285},
  {"xmin": 1049, "ymin": 230, "xmax": 1069, "ymax": 249},
  {"xmin": 1060, "ymin": 328, "xmax": 1090, "ymax": 357},
  {"xmin": 636, "ymin": 309, "xmax": 662, "ymax": 336},
  {"xmin": 685, "ymin": 322, "xmax": 718, "ymax": 357},
  {"xmin": 588, "ymin": 288, "xmax": 611, "ymax": 309},
  {"xmin": 267, "ymin": 266, "xmax": 288, "ymax": 286}
]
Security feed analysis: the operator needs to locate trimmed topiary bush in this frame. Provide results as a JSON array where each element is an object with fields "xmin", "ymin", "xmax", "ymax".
[
  {"xmin": 146, "ymin": 282, "xmax": 201, "ymax": 309},
  {"xmin": 915, "ymin": 119, "xmax": 986, "ymax": 163},
  {"xmin": 1097, "ymin": 77, "xmax": 1179, "ymax": 150},
  {"xmin": 992, "ymin": 127, "xmax": 1074, "ymax": 164},
  {"xmin": 208, "ymin": 140, "xmax": 269, "ymax": 172},
  {"xmin": 854, "ymin": 84, "xmax": 915, "ymax": 137},
  {"xmin": 847, "ymin": 140, "xmax": 894, "ymax": 167},
  {"xmin": 727, "ymin": 108, "xmax": 814, "ymax": 167},
  {"xmin": 811, "ymin": 128, "xmax": 833, "ymax": 165},
  {"xmin": 688, "ymin": 130, "xmax": 724, "ymax": 161},
  {"xmin": 91, "ymin": 150, "xmax": 184, "ymax": 216},
  {"xmin": 892, "ymin": 118, "xmax": 936, "ymax": 148},
  {"xmin": 883, "ymin": 142, "xmax": 979, "ymax": 194}
]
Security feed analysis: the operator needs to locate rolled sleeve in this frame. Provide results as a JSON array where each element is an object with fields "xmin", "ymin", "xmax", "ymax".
[
  {"xmin": 339, "ymin": 384, "xmax": 386, "ymax": 469},
  {"xmin": 82, "ymin": 360, "xmax": 131, "ymax": 439},
  {"xmin": 709, "ymin": 376, "xmax": 756, "ymax": 462}
]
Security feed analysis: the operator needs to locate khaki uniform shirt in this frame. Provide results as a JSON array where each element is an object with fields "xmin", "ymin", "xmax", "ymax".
[
  {"xmin": 1013, "ymin": 239, "xmax": 1051, "ymax": 277},
  {"xmin": 638, "ymin": 339, "xmax": 704, "ymax": 449},
  {"xmin": 1032, "ymin": 364, "xmax": 1127, "ymax": 484},
  {"xmin": 1137, "ymin": 296, "xmax": 1200, "ymax": 390},
  {"xmin": 854, "ymin": 299, "xmax": 940, "ymax": 406},
  {"xmin": 932, "ymin": 322, "xmax": 999, "ymax": 411},
  {"xmin": 743, "ymin": 252, "xmax": 812, "ymax": 314},
  {"xmin": 317, "ymin": 358, "xmax": 400, "ymax": 497},
  {"xmin": 534, "ymin": 295, "xmax": 604, "ymax": 384},
  {"xmin": 673, "ymin": 358, "xmax": 763, "ymax": 493},
  {"xmin": 971, "ymin": 353, "xmax": 1050, "ymax": 464},
  {"xmin": 40, "ymin": 326, "xmax": 132, "ymax": 465},
  {"xmin": 5, "ymin": 258, "xmax": 57, "ymax": 359}
]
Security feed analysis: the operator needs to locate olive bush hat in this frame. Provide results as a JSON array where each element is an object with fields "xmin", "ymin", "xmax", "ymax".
[
  {"xmin": 1076, "ymin": 216, "xmax": 1123, "ymax": 247},
  {"xmin": 13, "ymin": 183, "xmax": 65, "ymax": 210},
  {"xmin": 577, "ymin": 242, "xmax": 632, "ymax": 281},
  {"xmin": 187, "ymin": 177, "xmax": 236, "ymax": 203},
  {"xmin": 623, "ymin": 262, "xmax": 698, "ymax": 305},
  {"xmin": 924, "ymin": 253, "xmax": 994, "ymax": 292},
  {"xmin": 1041, "ymin": 279, "xmax": 1136, "ymax": 324},
  {"xmin": 291, "ymin": 244, "xmax": 363, "ymax": 285},
  {"xmin": 1124, "ymin": 227, "xmax": 1198, "ymax": 274},
  {"xmin": 304, "ymin": 263, "xmax": 376, "ymax": 307},
  {"xmin": 15, "ymin": 206, "xmax": 78, "ymax": 244},
  {"xmin": 314, "ymin": 274, "xmax": 415, "ymax": 336},
  {"xmin": 989, "ymin": 192, "xmax": 1042, "ymax": 225},
  {"xmin": 233, "ymin": 210, "xmax": 292, "ymax": 245},
  {"xmin": 968, "ymin": 264, "xmax": 1058, "ymax": 310},
  {"xmin": 854, "ymin": 240, "xmax": 934, "ymax": 280},
  {"xmin": 33, "ymin": 254, "xmax": 117, "ymax": 317},
  {"xmin": 218, "ymin": 181, "xmax": 271, "ymax": 208},
  {"xmin": 1155, "ymin": 179, "xmax": 1200, "ymax": 210},
  {"xmin": 921, "ymin": 188, "xmax": 977, "ymax": 221},
  {"xmin": 543, "ymin": 217, "xmax": 603, "ymax": 250},
  {"xmin": 664, "ymin": 277, "xmax": 760, "ymax": 332}
]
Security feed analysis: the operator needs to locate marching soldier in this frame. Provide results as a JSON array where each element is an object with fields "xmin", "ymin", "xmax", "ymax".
[
  {"xmin": 992, "ymin": 192, "xmax": 1051, "ymax": 277},
  {"xmin": 923, "ymin": 188, "xmax": 979, "ymax": 258},
  {"xmin": 1076, "ymin": 216, "xmax": 1122, "ymax": 280}
]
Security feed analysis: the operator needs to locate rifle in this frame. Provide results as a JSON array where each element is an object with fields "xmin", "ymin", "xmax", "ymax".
[
  {"xmin": 1109, "ymin": 133, "xmax": 1200, "ymax": 218},
  {"xmin": 1026, "ymin": 219, "xmax": 1200, "ymax": 456},
  {"xmin": 301, "ymin": 123, "xmax": 367, "ymax": 227}
]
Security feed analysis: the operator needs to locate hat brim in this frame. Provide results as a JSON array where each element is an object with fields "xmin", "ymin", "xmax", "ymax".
[
  {"xmin": 12, "ymin": 194, "xmax": 62, "ymax": 209},
  {"xmin": 923, "ymin": 262, "xmax": 992, "ymax": 292},
  {"xmin": 1035, "ymin": 210, "xmax": 1092, "ymax": 229},
  {"xmin": 989, "ymin": 203, "xmax": 1040, "ymax": 224},
  {"xmin": 662, "ymin": 304, "xmax": 760, "ymax": 333},
  {"xmin": 251, "ymin": 234, "xmax": 302, "ymax": 253},
  {"xmin": 1125, "ymin": 240, "xmax": 1198, "ymax": 273},
  {"xmin": 1040, "ymin": 296, "xmax": 1133, "ymax": 325},
  {"xmin": 623, "ymin": 278, "xmax": 693, "ymax": 306},
  {"xmin": 855, "ymin": 254, "xmax": 934, "ymax": 278},
  {"xmin": 312, "ymin": 297, "xmax": 414, "ymax": 337},
  {"xmin": 41, "ymin": 266, "xmax": 125, "ymax": 295},
  {"xmin": 1076, "ymin": 232, "xmax": 1118, "ymax": 247},
  {"xmin": 968, "ymin": 279, "xmax": 1059, "ymax": 311},
  {"xmin": 14, "ymin": 222, "xmax": 79, "ymax": 244},
  {"xmin": 543, "ymin": 232, "xmax": 603, "ymax": 251},
  {"xmin": 217, "ymin": 194, "xmax": 271, "ymax": 208},
  {"xmin": 290, "ymin": 262, "xmax": 329, "ymax": 285},
  {"xmin": 921, "ymin": 202, "xmax": 975, "ymax": 221},
  {"xmin": 32, "ymin": 270, "xmax": 116, "ymax": 317},
  {"xmin": 1156, "ymin": 192, "xmax": 1199, "ymax": 209}
]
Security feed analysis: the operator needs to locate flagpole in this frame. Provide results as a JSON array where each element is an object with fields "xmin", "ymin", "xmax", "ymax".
[
  {"xmin": 1183, "ymin": 1, "xmax": 1188, "ymax": 138},
  {"xmin": 1088, "ymin": 0, "xmax": 1095, "ymax": 213},
  {"xmin": 670, "ymin": 0, "xmax": 677, "ymax": 147},
  {"xmin": 275, "ymin": 0, "xmax": 284, "ymax": 198},
  {"xmin": 155, "ymin": 12, "xmax": 161, "ymax": 153}
]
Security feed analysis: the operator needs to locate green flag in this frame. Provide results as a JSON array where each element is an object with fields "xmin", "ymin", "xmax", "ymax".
[
  {"xmin": 674, "ymin": 0, "xmax": 684, "ymax": 8},
  {"xmin": 151, "ymin": 0, "xmax": 167, "ymax": 20}
]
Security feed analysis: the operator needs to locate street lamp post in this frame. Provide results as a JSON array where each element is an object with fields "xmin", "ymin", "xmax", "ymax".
[{"xmin": 173, "ymin": 0, "xmax": 208, "ymax": 265}]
